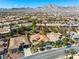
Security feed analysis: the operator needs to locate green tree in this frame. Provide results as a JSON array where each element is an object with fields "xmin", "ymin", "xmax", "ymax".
[
  {"xmin": 71, "ymin": 27, "xmax": 77, "ymax": 32},
  {"xmin": 70, "ymin": 48, "xmax": 76, "ymax": 59},
  {"xmin": 42, "ymin": 23, "xmax": 49, "ymax": 35},
  {"xmin": 38, "ymin": 41, "xmax": 45, "ymax": 47},
  {"xmin": 17, "ymin": 25, "xmax": 27, "ymax": 35},
  {"xmin": 62, "ymin": 37, "xmax": 69, "ymax": 45}
]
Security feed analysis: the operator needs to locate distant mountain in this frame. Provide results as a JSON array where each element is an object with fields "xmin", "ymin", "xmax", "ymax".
[
  {"xmin": 35, "ymin": 4, "xmax": 79, "ymax": 12},
  {"xmin": 35, "ymin": 4, "xmax": 60, "ymax": 12},
  {"xmin": 0, "ymin": 7, "xmax": 34, "ymax": 12},
  {"xmin": 0, "ymin": 4, "xmax": 79, "ymax": 15}
]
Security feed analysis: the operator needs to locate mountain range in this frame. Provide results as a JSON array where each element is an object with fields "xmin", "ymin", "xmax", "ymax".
[{"xmin": 0, "ymin": 4, "xmax": 79, "ymax": 16}]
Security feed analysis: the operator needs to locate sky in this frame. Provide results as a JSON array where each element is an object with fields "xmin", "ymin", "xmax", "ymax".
[{"xmin": 0, "ymin": 0, "xmax": 79, "ymax": 8}]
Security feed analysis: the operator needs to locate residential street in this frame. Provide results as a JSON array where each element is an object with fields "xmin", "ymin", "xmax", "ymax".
[{"xmin": 21, "ymin": 46, "xmax": 79, "ymax": 59}]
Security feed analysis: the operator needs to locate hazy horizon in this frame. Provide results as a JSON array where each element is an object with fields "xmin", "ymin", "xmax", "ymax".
[{"xmin": 0, "ymin": 0, "xmax": 79, "ymax": 8}]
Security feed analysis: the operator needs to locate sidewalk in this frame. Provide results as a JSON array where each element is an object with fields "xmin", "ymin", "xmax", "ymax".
[{"xmin": 23, "ymin": 48, "xmax": 32, "ymax": 56}]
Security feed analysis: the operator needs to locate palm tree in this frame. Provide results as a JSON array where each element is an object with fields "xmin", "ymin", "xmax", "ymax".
[
  {"xmin": 9, "ymin": 23, "xmax": 13, "ymax": 36},
  {"xmin": 70, "ymin": 48, "xmax": 76, "ymax": 59},
  {"xmin": 31, "ymin": 19, "xmax": 36, "ymax": 34},
  {"xmin": 64, "ymin": 48, "xmax": 68, "ymax": 59},
  {"xmin": 27, "ymin": 32, "xmax": 32, "ymax": 45},
  {"xmin": 42, "ymin": 22, "xmax": 49, "ymax": 35}
]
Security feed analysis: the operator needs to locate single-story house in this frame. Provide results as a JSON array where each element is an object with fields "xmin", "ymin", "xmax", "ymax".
[
  {"xmin": 47, "ymin": 32, "xmax": 61, "ymax": 42},
  {"xmin": 9, "ymin": 36, "xmax": 30, "ymax": 52},
  {"xmin": 30, "ymin": 34, "xmax": 48, "ymax": 45},
  {"xmin": 0, "ymin": 28, "xmax": 10, "ymax": 39}
]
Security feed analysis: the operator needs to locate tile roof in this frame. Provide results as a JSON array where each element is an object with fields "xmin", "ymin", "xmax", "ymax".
[
  {"xmin": 47, "ymin": 32, "xmax": 61, "ymax": 42},
  {"xmin": 30, "ymin": 34, "xmax": 48, "ymax": 45},
  {"xmin": 9, "ymin": 36, "xmax": 29, "ymax": 49},
  {"xmin": 0, "ymin": 28, "xmax": 10, "ymax": 34}
]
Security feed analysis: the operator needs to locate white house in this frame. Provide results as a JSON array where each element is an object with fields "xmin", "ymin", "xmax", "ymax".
[{"xmin": 47, "ymin": 32, "xmax": 61, "ymax": 42}]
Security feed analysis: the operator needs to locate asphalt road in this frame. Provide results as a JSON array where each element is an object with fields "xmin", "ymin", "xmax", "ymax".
[{"xmin": 21, "ymin": 46, "xmax": 79, "ymax": 59}]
